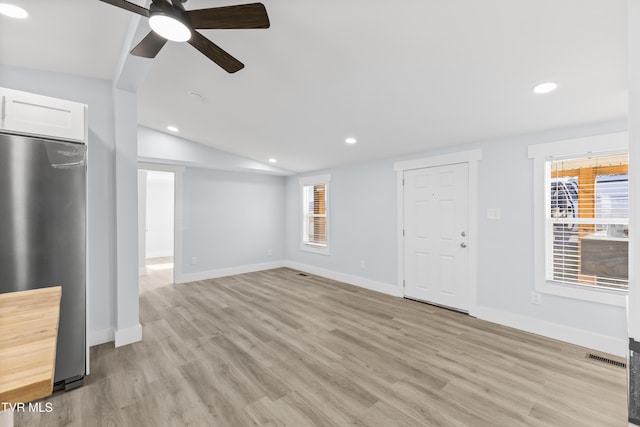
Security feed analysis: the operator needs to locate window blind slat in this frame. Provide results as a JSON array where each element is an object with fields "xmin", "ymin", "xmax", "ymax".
[
  {"xmin": 303, "ymin": 183, "xmax": 328, "ymax": 247},
  {"xmin": 547, "ymin": 153, "xmax": 629, "ymax": 291}
]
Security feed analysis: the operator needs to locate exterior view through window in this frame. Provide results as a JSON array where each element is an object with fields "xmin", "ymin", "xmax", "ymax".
[
  {"xmin": 547, "ymin": 153, "xmax": 629, "ymax": 291},
  {"xmin": 302, "ymin": 184, "xmax": 327, "ymax": 247}
]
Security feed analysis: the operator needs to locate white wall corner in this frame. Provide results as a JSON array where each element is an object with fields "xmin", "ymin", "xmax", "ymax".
[
  {"xmin": 113, "ymin": 88, "xmax": 141, "ymax": 347},
  {"xmin": 473, "ymin": 305, "xmax": 627, "ymax": 357},
  {"xmin": 114, "ymin": 323, "xmax": 142, "ymax": 348},
  {"xmin": 283, "ymin": 260, "xmax": 402, "ymax": 297},
  {"xmin": 89, "ymin": 328, "xmax": 115, "ymax": 347}
]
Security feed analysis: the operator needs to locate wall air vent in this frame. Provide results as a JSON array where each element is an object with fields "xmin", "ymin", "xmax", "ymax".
[{"xmin": 586, "ymin": 353, "xmax": 626, "ymax": 369}]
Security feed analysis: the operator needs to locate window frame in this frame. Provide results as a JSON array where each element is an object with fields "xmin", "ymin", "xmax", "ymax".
[
  {"xmin": 528, "ymin": 132, "xmax": 628, "ymax": 306},
  {"xmin": 299, "ymin": 174, "xmax": 331, "ymax": 255}
]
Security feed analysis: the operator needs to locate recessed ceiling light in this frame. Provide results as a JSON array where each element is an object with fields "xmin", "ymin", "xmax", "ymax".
[
  {"xmin": 533, "ymin": 82, "xmax": 558, "ymax": 94},
  {"xmin": 345, "ymin": 137, "xmax": 357, "ymax": 144},
  {"xmin": 167, "ymin": 125, "xmax": 179, "ymax": 132},
  {"xmin": 268, "ymin": 158, "xmax": 277, "ymax": 164},
  {"xmin": 0, "ymin": 3, "xmax": 28, "ymax": 18}
]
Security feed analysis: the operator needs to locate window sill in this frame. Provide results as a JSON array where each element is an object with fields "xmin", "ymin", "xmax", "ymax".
[
  {"xmin": 536, "ymin": 280, "xmax": 627, "ymax": 307},
  {"xmin": 300, "ymin": 244, "xmax": 330, "ymax": 256}
]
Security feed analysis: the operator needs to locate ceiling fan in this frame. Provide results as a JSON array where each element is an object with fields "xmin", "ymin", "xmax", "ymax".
[{"xmin": 98, "ymin": 0, "xmax": 270, "ymax": 73}]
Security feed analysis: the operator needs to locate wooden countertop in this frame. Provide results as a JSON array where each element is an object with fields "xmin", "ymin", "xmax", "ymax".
[{"xmin": 0, "ymin": 286, "xmax": 61, "ymax": 405}]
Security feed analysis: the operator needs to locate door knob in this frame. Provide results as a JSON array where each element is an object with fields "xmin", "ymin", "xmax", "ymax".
[
  {"xmin": 460, "ymin": 242, "xmax": 467, "ymax": 248},
  {"xmin": 461, "ymin": 231, "xmax": 466, "ymax": 237}
]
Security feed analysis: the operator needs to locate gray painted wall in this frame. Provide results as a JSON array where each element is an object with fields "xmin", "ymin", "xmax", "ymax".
[
  {"xmin": 2, "ymin": 64, "xmax": 627, "ymax": 350},
  {"xmin": 0, "ymin": 65, "xmax": 117, "ymax": 337},
  {"xmin": 182, "ymin": 168, "xmax": 285, "ymax": 273},
  {"xmin": 284, "ymin": 159, "xmax": 397, "ymax": 284},
  {"xmin": 474, "ymin": 125, "xmax": 626, "ymax": 338},
  {"xmin": 285, "ymin": 120, "xmax": 628, "ymax": 342},
  {"xmin": 137, "ymin": 170, "xmax": 147, "ymax": 275},
  {"xmin": 113, "ymin": 87, "xmax": 140, "ymax": 344},
  {"xmin": 138, "ymin": 127, "xmax": 287, "ymax": 277}
]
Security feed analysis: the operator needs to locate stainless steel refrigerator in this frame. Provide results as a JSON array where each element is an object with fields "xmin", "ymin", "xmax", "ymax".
[{"xmin": 0, "ymin": 132, "xmax": 86, "ymax": 390}]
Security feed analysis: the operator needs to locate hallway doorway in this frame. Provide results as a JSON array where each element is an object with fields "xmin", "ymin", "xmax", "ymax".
[{"xmin": 138, "ymin": 163, "xmax": 183, "ymax": 292}]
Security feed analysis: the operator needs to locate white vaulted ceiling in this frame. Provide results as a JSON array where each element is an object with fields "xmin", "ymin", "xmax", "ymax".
[
  {"xmin": 0, "ymin": 0, "xmax": 628, "ymax": 173},
  {"xmin": 0, "ymin": 0, "xmax": 131, "ymax": 80}
]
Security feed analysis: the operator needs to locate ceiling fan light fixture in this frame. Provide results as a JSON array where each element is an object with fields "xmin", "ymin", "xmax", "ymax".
[{"xmin": 149, "ymin": 14, "xmax": 191, "ymax": 42}]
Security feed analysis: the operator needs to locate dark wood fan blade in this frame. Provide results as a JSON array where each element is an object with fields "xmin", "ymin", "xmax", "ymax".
[
  {"xmin": 188, "ymin": 31, "xmax": 244, "ymax": 73},
  {"xmin": 130, "ymin": 31, "xmax": 168, "ymax": 58},
  {"xmin": 97, "ymin": 0, "xmax": 149, "ymax": 17},
  {"xmin": 188, "ymin": 3, "xmax": 270, "ymax": 29}
]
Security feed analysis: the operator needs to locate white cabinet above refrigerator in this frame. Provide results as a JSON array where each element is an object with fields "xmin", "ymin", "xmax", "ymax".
[{"xmin": 0, "ymin": 87, "xmax": 87, "ymax": 143}]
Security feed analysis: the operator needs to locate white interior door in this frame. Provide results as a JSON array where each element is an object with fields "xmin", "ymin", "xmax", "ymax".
[{"xmin": 403, "ymin": 163, "xmax": 470, "ymax": 311}]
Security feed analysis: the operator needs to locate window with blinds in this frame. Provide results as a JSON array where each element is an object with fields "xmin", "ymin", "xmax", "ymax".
[
  {"xmin": 303, "ymin": 183, "xmax": 327, "ymax": 247},
  {"xmin": 546, "ymin": 153, "xmax": 629, "ymax": 291}
]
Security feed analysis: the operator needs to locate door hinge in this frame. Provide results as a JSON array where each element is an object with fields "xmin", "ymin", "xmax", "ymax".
[
  {"xmin": 403, "ymin": 229, "xmax": 405, "ymax": 236},
  {"xmin": 402, "ymin": 178, "xmax": 405, "ymax": 186}
]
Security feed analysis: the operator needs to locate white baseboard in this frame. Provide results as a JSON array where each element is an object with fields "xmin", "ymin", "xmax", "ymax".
[
  {"xmin": 89, "ymin": 327, "xmax": 114, "ymax": 347},
  {"xmin": 473, "ymin": 305, "xmax": 627, "ymax": 357},
  {"xmin": 174, "ymin": 259, "xmax": 401, "ymax": 297},
  {"xmin": 283, "ymin": 260, "xmax": 402, "ymax": 297},
  {"xmin": 115, "ymin": 323, "xmax": 142, "ymax": 347},
  {"xmin": 89, "ymin": 324, "xmax": 143, "ymax": 347},
  {"xmin": 175, "ymin": 261, "xmax": 286, "ymax": 284}
]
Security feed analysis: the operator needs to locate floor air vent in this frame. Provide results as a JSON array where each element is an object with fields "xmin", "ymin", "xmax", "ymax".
[{"xmin": 586, "ymin": 353, "xmax": 626, "ymax": 368}]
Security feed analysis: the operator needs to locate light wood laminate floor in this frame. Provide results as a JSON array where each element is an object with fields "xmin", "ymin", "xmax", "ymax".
[
  {"xmin": 17, "ymin": 268, "xmax": 627, "ymax": 426},
  {"xmin": 139, "ymin": 256, "xmax": 174, "ymax": 294}
]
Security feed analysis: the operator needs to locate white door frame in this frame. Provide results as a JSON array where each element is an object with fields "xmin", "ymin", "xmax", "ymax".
[
  {"xmin": 394, "ymin": 149, "xmax": 482, "ymax": 317},
  {"xmin": 138, "ymin": 162, "xmax": 185, "ymax": 285}
]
